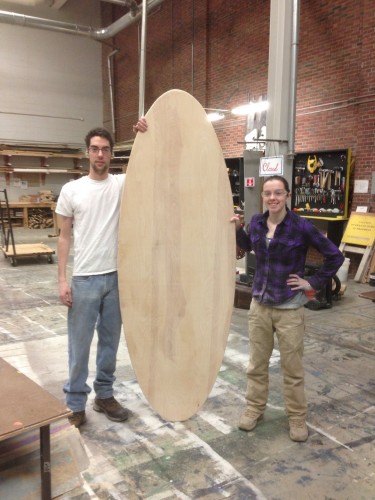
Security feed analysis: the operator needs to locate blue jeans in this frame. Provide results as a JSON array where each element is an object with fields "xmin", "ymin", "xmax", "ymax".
[{"xmin": 63, "ymin": 272, "xmax": 122, "ymax": 412}]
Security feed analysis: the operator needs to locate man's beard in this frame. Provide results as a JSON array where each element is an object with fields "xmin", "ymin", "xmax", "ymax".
[{"xmin": 92, "ymin": 162, "xmax": 109, "ymax": 176}]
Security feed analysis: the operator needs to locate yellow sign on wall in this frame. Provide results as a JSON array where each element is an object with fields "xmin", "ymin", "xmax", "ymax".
[{"xmin": 341, "ymin": 213, "xmax": 375, "ymax": 246}]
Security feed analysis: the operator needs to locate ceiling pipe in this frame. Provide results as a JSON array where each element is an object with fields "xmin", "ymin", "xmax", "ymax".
[
  {"xmin": 108, "ymin": 49, "xmax": 119, "ymax": 134},
  {"xmin": 0, "ymin": 0, "xmax": 165, "ymax": 40},
  {"xmin": 138, "ymin": 0, "xmax": 148, "ymax": 118},
  {"xmin": 51, "ymin": 0, "xmax": 69, "ymax": 8},
  {"xmin": 101, "ymin": 0, "xmax": 140, "ymax": 17},
  {"xmin": 287, "ymin": 0, "xmax": 300, "ymax": 157},
  {"xmin": 3, "ymin": 0, "xmax": 48, "ymax": 5}
]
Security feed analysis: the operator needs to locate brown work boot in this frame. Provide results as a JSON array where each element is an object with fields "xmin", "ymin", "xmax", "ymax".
[
  {"xmin": 93, "ymin": 396, "xmax": 129, "ymax": 422},
  {"xmin": 68, "ymin": 410, "xmax": 87, "ymax": 428},
  {"xmin": 289, "ymin": 419, "xmax": 308, "ymax": 442},
  {"xmin": 238, "ymin": 407, "xmax": 263, "ymax": 431}
]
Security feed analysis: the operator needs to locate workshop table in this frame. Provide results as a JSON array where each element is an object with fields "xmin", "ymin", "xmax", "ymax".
[{"xmin": 0, "ymin": 358, "xmax": 71, "ymax": 500}]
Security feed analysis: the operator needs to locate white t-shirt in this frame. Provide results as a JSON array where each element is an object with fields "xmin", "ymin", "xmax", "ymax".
[{"xmin": 56, "ymin": 174, "xmax": 126, "ymax": 276}]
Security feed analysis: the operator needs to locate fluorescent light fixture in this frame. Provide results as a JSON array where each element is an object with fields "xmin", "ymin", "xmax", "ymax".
[
  {"xmin": 207, "ymin": 112, "xmax": 225, "ymax": 122},
  {"xmin": 232, "ymin": 100, "xmax": 269, "ymax": 116}
]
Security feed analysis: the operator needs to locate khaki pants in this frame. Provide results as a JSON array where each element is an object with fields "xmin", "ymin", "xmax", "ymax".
[{"xmin": 245, "ymin": 300, "xmax": 307, "ymax": 419}]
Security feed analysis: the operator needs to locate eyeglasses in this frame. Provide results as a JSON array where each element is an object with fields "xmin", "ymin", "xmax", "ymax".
[
  {"xmin": 88, "ymin": 146, "xmax": 112, "ymax": 155},
  {"xmin": 261, "ymin": 190, "xmax": 288, "ymax": 198}
]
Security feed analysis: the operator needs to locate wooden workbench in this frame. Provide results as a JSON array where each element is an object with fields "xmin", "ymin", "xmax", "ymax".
[
  {"xmin": 0, "ymin": 358, "xmax": 71, "ymax": 500},
  {"xmin": 7, "ymin": 202, "xmax": 56, "ymax": 228}
]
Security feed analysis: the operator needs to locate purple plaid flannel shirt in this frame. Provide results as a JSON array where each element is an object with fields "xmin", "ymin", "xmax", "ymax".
[{"xmin": 236, "ymin": 209, "xmax": 345, "ymax": 306}]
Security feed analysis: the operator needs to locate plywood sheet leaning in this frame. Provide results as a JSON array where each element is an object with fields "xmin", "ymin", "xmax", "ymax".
[{"xmin": 118, "ymin": 89, "xmax": 236, "ymax": 421}]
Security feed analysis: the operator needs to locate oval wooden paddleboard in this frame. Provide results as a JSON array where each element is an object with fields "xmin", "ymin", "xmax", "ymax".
[{"xmin": 118, "ymin": 89, "xmax": 236, "ymax": 421}]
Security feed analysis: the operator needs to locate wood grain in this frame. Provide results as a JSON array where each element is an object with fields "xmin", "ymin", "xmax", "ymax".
[
  {"xmin": 118, "ymin": 89, "xmax": 236, "ymax": 421},
  {"xmin": 0, "ymin": 358, "xmax": 70, "ymax": 440}
]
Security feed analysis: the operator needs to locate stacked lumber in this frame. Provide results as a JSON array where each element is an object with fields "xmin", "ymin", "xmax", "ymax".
[
  {"xmin": 19, "ymin": 194, "xmax": 40, "ymax": 202},
  {"xmin": 39, "ymin": 190, "xmax": 55, "ymax": 202},
  {"xmin": 28, "ymin": 209, "xmax": 54, "ymax": 229},
  {"xmin": 19, "ymin": 190, "xmax": 56, "ymax": 203},
  {"xmin": 362, "ymin": 245, "xmax": 375, "ymax": 283}
]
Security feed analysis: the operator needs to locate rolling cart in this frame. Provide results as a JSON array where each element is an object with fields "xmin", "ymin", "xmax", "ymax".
[{"xmin": 0, "ymin": 189, "xmax": 55, "ymax": 266}]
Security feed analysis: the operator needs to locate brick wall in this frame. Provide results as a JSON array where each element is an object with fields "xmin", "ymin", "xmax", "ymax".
[
  {"xmin": 102, "ymin": 0, "xmax": 375, "ymax": 212},
  {"xmin": 296, "ymin": 0, "xmax": 375, "ymax": 213}
]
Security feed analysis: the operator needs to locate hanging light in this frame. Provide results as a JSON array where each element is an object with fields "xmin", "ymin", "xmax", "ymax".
[
  {"xmin": 207, "ymin": 112, "xmax": 225, "ymax": 122},
  {"xmin": 232, "ymin": 100, "xmax": 269, "ymax": 116}
]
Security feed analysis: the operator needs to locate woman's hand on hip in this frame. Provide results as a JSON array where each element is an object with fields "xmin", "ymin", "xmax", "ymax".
[{"xmin": 287, "ymin": 274, "xmax": 313, "ymax": 291}]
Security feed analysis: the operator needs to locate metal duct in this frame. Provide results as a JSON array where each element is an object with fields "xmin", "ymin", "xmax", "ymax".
[
  {"xmin": 108, "ymin": 49, "xmax": 119, "ymax": 133},
  {"xmin": 0, "ymin": 0, "xmax": 165, "ymax": 40},
  {"xmin": 138, "ymin": 0, "xmax": 147, "ymax": 117},
  {"xmin": 2, "ymin": 0, "xmax": 49, "ymax": 5},
  {"xmin": 101, "ymin": 0, "xmax": 140, "ymax": 16},
  {"xmin": 287, "ymin": 0, "xmax": 300, "ymax": 156}
]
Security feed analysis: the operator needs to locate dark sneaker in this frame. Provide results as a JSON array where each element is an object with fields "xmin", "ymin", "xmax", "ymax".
[
  {"xmin": 238, "ymin": 408, "xmax": 263, "ymax": 431},
  {"xmin": 93, "ymin": 396, "xmax": 129, "ymax": 422},
  {"xmin": 68, "ymin": 410, "xmax": 87, "ymax": 428},
  {"xmin": 289, "ymin": 419, "xmax": 308, "ymax": 442}
]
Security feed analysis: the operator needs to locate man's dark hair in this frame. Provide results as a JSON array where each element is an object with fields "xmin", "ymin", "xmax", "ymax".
[{"xmin": 85, "ymin": 127, "xmax": 114, "ymax": 150}]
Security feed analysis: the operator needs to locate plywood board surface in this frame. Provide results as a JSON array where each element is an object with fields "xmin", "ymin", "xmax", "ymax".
[
  {"xmin": 359, "ymin": 290, "xmax": 375, "ymax": 301},
  {"xmin": 0, "ymin": 358, "xmax": 70, "ymax": 440},
  {"xmin": 118, "ymin": 89, "xmax": 236, "ymax": 421}
]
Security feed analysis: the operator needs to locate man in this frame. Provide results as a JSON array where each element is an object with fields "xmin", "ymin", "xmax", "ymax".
[{"xmin": 56, "ymin": 119, "xmax": 147, "ymax": 427}]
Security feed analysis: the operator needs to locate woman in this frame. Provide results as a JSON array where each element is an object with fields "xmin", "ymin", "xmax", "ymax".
[{"xmin": 232, "ymin": 175, "xmax": 344, "ymax": 442}]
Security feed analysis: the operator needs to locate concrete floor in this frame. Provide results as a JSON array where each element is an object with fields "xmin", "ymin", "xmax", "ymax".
[{"xmin": 0, "ymin": 228, "xmax": 374, "ymax": 500}]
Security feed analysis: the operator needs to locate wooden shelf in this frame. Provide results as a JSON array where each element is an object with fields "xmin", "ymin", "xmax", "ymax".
[
  {"xmin": 0, "ymin": 145, "xmax": 124, "ymax": 183},
  {"xmin": 1, "ymin": 147, "xmax": 88, "ymax": 185},
  {"xmin": 6, "ymin": 202, "xmax": 56, "ymax": 228},
  {"xmin": 1, "ymin": 150, "xmax": 85, "ymax": 159}
]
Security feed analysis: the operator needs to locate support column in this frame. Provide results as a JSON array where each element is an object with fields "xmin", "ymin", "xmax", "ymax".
[
  {"xmin": 266, "ymin": 0, "xmax": 298, "ymax": 192},
  {"xmin": 243, "ymin": 0, "xmax": 299, "ymax": 279}
]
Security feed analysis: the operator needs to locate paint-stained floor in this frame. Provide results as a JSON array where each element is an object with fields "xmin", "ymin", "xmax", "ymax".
[{"xmin": 0, "ymin": 228, "xmax": 374, "ymax": 499}]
